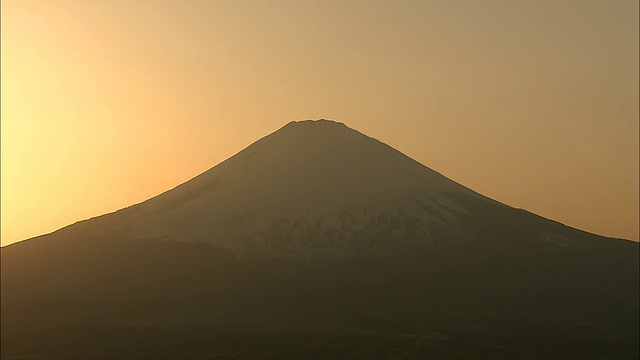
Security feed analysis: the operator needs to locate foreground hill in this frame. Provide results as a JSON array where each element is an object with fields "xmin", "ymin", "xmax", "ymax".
[{"xmin": 2, "ymin": 120, "xmax": 638, "ymax": 359}]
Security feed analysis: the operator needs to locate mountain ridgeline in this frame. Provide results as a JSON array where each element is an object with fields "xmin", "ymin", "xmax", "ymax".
[{"xmin": 2, "ymin": 120, "xmax": 638, "ymax": 359}]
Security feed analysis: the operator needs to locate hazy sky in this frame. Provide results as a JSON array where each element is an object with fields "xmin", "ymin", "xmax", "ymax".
[{"xmin": 2, "ymin": 0, "xmax": 638, "ymax": 245}]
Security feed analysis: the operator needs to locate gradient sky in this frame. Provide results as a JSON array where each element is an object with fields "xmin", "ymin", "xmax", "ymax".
[{"xmin": 2, "ymin": 0, "xmax": 638, "ymax": 245}]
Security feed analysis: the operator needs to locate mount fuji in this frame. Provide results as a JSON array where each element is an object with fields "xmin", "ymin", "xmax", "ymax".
[{"xmin": 2, "ymin": 120, "xmax": 638, "ymax": 359}]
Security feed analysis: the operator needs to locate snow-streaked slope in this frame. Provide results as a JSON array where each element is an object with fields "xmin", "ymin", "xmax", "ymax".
[{"xmin": 85, "ymin": 120, "xmax": 496, "ymax": 256}]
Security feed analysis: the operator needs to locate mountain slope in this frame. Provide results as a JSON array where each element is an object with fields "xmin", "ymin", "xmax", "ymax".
[
  {"xmin": 84, "ymin": 119, "xmax": 492, "ymax": 255},
  {"xmin": 7, "ymin": 119, "xmax": 612, "ymax": 256},
  {"xmin": 2, "ymin": 119, "xmax": 638, "ymax": 359}
]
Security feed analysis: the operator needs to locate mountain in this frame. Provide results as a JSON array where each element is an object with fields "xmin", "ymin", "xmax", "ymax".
[{"xmin": 2, "ymin": 120, "xmax": 638, "ymax": 359}]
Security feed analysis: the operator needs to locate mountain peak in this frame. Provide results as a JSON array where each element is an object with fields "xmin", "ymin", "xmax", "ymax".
[
  {"xmin": 115, "ymin": 120, "xmax": 490, "ymax": 255},
  {"xmin": 287, "ymin": 119, "xmax": 345, "ymax": 126},
  {"xmin": 280, "ymin": 119, "xmax": 350, "ymax": 135}
]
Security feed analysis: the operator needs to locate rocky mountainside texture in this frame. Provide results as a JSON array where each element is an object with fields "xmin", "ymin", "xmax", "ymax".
[{"xmin": 2, "ymin": 120, "xmax": 638, "ymax": 359}]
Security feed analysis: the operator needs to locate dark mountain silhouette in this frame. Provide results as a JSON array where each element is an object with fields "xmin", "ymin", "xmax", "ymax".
[{"xmin": 2, "ymin": 120, "xmax": 638, "ymax": 359}]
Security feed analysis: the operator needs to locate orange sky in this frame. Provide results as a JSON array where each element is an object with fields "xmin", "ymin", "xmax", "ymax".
[{"xmin": 2, "ymin": 0, "xmax": 638, "ymax": 245}]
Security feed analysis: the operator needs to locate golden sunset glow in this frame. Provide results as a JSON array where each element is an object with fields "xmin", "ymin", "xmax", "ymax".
[{"xmin": 2, "ymin": 0, "xmax": 638, "ymax": 245}]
